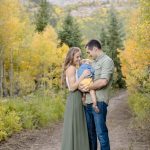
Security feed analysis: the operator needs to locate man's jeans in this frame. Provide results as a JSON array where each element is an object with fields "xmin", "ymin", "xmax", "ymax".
[{"xmin": 84, "ymin": 101, "xmax": 110, "ymax": 150}]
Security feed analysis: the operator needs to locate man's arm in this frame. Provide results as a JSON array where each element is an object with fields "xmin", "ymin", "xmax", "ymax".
[
  {"xmin": 89, "ymin": 79, "xmax": 108, "ymax": 90},
  {"xmin": 78, "ymin": 78, "xmax": 107, "ymax": 92}
]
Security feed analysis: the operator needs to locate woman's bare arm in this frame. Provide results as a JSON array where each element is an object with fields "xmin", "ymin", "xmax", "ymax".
[{"xmin": 66, "ymin": 66, "xmax": 89, "ymax": 91}]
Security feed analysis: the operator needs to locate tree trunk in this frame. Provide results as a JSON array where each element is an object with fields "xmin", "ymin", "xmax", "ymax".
[
  {"xmin": 0, "ymin": 46, "xmax": 4, "ymax": 97},
  {"xmin": 43, "ymin": 64, "xmax": 46, "ymax": 98},
  {"xmin": 3, "ymin": 63, "xmax": 8, "ymax": 97},
  {"xmin": 50, "ymin": 65, "xmax": 52, "ymax": 89},
  {"xmin": 10, "ymin": 48, "xmax": 13, "ymax": 97},
  {"xmin": 0, "ymin": 59, "xmax": 3, "ymax": 97}
]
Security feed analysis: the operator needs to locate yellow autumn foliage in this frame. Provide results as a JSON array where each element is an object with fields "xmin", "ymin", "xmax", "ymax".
[
  {"xmin": 0, "ymin": 0, "xmax": 69, "ymax": 96},
  {"xmin": 119, "ymin": 0, "xmax": 150, "ymax": 126}
]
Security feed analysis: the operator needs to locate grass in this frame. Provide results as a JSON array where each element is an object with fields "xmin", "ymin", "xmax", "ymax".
[
  {"xmin": 128, "ymin": 92, "xmax": 150, "ymax": 129},
  {"xmin": 0, "ymin": 90, "xmax": 65, "ymax": 141}
]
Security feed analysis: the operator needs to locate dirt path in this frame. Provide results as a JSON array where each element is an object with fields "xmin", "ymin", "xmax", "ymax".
[
  {"xmin": 0, "ymin": 90, "xmax": 150, "ymax": 150},
  {"xmin": 107, "ymin": 91, "xmax": 150, "ymax": 150}
]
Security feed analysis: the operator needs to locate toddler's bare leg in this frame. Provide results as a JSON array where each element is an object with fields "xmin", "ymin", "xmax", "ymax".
[
  {"xmin": 82, "ymin": 93, "xmax": 86, "ymax": 106},
  {"xmin": 90, "ymin": 90, "xmax": 100, "ymax": 113}
]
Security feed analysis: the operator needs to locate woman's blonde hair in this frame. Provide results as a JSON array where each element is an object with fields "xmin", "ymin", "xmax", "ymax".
[{"xmin": 61, "ymin": 47, "xmax": 81, "ymax": 88}]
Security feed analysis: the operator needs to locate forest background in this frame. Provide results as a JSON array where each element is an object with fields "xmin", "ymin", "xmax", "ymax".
[{"xmin": 0, "ymin": 0, "xmax": 149, "ymax": 141}]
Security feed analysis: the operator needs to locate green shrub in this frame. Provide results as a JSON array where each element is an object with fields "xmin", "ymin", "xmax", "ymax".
[
  {"xmin": 4, "ymin": 111, "xmax": 22, "ymax": 136},
  {"xmin": 0, "ymin": 91, "xmax": 65, "ymax": 141},
  {"xmin": 0, "ymin": 115, "xmax": 7, "ymax": 140},
  {"xmin": 128, "ymin": 93, "xmax": 150, "ymax": 128},
  {"xmin": 0, "ymin": 102, "xmax": 22, "ymax": 141},
  {"xmin": 5, "ymin": 95, "xmax": 65, "ymax": 129},
  {"xmin": 28, "ymin": 95, "xmax": 65, "ymax": 127}
]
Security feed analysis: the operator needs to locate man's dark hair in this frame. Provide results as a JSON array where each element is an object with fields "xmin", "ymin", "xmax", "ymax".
[{"xmin": 85, "ymin": 39, "xmax": 101, "ymax": 50}]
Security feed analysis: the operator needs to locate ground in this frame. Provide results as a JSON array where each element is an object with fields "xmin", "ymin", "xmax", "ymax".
[{"xmin": 0, "ymin": 90, "xmax": 150, "ymax": 150}]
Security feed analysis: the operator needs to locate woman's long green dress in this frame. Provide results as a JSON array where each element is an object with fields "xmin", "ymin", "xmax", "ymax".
[{"xmin": 61, "ymin": 76, "xmax": 90, "ymax": 150}]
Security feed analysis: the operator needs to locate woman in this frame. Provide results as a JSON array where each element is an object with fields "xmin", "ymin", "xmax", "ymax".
[{"xmin": 61, "ymin": 47, "xmax": 90, "ymax": 150}]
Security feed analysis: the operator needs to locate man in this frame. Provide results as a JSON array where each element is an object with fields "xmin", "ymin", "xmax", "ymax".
[{"xmin": 79, "ymin": 39, "xmax": 114, "ymax": 150}]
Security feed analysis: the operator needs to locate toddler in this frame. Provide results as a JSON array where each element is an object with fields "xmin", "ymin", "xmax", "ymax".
[{"xmin": 78, "ymin": 59, "xmax": 99, "ymax": 113}]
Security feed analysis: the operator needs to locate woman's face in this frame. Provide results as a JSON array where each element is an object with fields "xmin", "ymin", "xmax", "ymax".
[{"xmin": 73, "ymin": 51, "xmax": 81, "ymax": 66}]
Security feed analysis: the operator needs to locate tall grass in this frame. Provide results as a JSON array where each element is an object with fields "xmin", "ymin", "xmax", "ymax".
[
  {"xmin": 128, "ymin": 93, "xmax": 150, "ymax": 128},
  {"xmin": 0, "ymin": 91, "xmax": 65, "ymax": 141}
]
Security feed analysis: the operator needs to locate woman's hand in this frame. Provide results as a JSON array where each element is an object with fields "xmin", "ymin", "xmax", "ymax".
[{"xmin": 81, "ymin": 70, "xmax": 90, "ymax": 78}]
